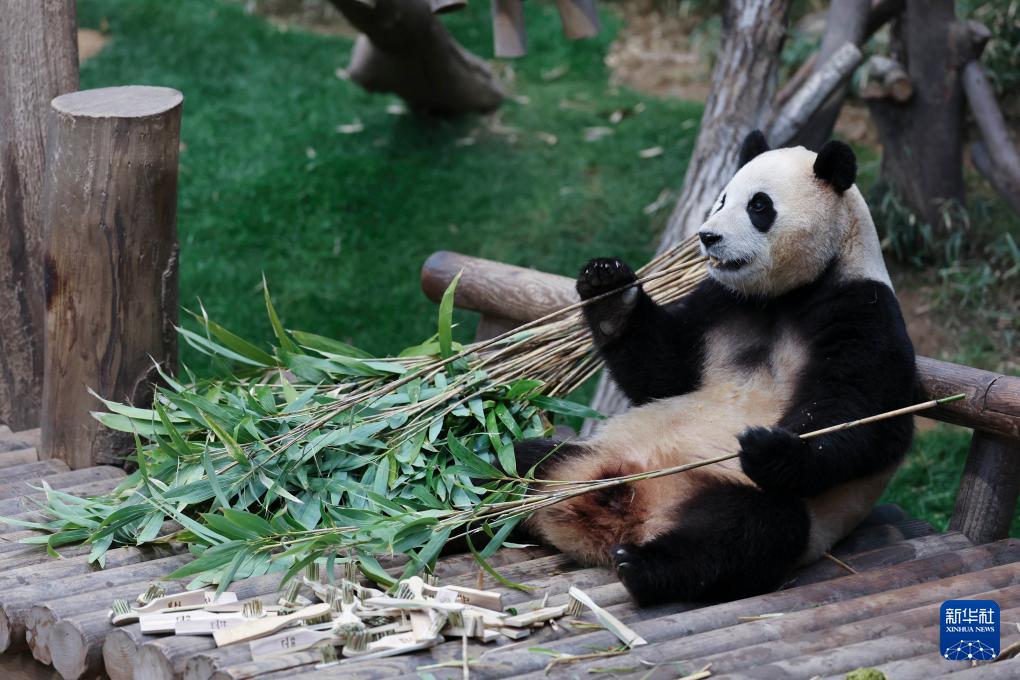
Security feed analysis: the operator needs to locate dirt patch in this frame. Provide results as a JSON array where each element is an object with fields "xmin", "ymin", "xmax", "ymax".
[
  {"xmin": 606, "ymin": 0, "xmax": 714, "ymax": 102},
  {"xmin": 78, "ymin": 28, "xmax": 109, "ymax": 63}
]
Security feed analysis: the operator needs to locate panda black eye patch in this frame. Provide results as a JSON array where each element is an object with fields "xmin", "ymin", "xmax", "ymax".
[{"xmin": 746, "ymin": 192, "xmax": 776, "ymax": 232}]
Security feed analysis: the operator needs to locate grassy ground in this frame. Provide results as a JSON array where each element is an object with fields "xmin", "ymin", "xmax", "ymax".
[{"xmin": 76, "ymin": 0, "xmax": 1017, "ymax": 536}]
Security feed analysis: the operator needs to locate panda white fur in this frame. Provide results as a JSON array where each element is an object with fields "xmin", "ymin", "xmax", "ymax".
[{"xmin": 513, "ymin": 131, "xmax": 916, "ymax": 605}]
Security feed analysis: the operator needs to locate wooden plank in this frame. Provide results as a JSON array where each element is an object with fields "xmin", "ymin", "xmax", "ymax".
[
  {"xmin": 950, "ymin": 431, "xmax": 1020, "ymax": 544},
  {"xmin": 40, "ymin": 86, "xmax": 182, "ymax": 470},
  {"xmin": 0, "ymin": 465, "xmax": 124, "ymax": 500},
  {"xmin": 917, "ymin": 356, "xmax": 1020, "ymax": 438},
  {"xmin": 307, "ymin": 540, "xmax": 1020, "ymax": 678}
]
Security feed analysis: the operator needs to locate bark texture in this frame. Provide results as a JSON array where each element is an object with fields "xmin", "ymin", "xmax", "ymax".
[
  {"xmin": 0, "ymin": 0, "xmax": 79, "ymax": 430},
  {"xmin": 39, "ymin": 86, "xmax": 182, "ymax": 470},
  {"xmin": 789, "ymin": 0, "xmax": 871, "ymax": 150},
  {"xmin": 329, "ymin": 0, "xmax": 503, "ymax": 115},
  {"xmin": 866, "ymin": 3, "xmax": 987, "ymax": 228}
]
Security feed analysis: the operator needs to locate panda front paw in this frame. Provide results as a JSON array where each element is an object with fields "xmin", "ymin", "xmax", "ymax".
[
  {"xmin": 738, "ymin": 426, "xmax": 812, "ymax": 495},
  {"xmin": 577, "ymin": 258, "xmax": 641, "ymax": 342},
  {"xmin": 610, "ymin": 544, "xmax": 658, "ymax": 606}
]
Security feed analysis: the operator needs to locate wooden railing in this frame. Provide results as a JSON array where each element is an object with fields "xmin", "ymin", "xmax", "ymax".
[{"xmin": 421, "ymin": 251, "xmax": 1020, "ymax": 545}]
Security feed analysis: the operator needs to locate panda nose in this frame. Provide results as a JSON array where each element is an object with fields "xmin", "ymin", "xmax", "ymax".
[{"xmin": 699, "ymin": 231, "xmax": 722, "ymax": 247}]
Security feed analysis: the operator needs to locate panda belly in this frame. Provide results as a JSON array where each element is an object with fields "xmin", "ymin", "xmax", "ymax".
[{"xmin": 526, "ymin": 325, "xmax": 810, "ymax": 565}]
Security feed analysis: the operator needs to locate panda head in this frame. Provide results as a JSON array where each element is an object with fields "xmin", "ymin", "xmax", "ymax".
[{"xmin": 698, "ymin": 130, "xmax": 858, "ymax": 297}]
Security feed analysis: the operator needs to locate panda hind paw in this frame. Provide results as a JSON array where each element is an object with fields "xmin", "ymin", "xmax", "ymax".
[{"xmin": 610, "ymin": 543, "xmax": 658, "ymax": 606}]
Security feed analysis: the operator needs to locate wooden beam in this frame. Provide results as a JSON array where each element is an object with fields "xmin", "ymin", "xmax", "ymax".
[
  {"xmin": 0, "ymin": 0, "xmax": 79, "ymax": 430},
  {"xmin": 39, "ymin": 86, "xmax": 182, "ymax": 470},
  {"xmin": 950, "ymin": 432, "xmax": 1020, "ymax": 544}
]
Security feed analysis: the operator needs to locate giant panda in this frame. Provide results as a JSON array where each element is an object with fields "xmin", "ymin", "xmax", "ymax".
[{"xmin": 514, "ymin": 131, "xmax": 916, "ymax": 605}]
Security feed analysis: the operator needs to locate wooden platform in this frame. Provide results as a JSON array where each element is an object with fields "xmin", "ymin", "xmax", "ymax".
[{"xmin": 0, "ymin": 428, "xmax": 1017, "ymax": 679}]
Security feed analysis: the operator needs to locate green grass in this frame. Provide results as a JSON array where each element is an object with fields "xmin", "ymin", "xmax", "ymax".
[
  {"xmin": 77, "ymin": 0, "xmax": 699, "ymax": 366},
  {"xmin": 76, "ymin": 0, "xmax": 1015, "ymax": 538}
]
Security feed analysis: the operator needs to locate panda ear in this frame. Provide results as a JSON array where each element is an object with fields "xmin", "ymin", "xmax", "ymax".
[
  {"xmin": 813, "ymin": 140, "xmax": 857, "ymax": 193},
  {"xmin": 738, "ymin": 130, "xmax": 770, "ymax": 168}
]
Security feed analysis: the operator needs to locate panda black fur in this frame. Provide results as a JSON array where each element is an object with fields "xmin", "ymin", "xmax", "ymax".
[{"xmin": 515, "ymin": 132, "xmax": 916, "ymax": 605}]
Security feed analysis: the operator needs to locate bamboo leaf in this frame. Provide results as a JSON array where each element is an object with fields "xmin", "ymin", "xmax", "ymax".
[{"xmin": 437, "ymin": 271, "xmax": 461, "ymax": 359}]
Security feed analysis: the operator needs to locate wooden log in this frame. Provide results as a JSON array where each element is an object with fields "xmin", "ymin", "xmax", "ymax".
[
  {"xmin": 0, "ymin": 477, "xmax": 124, "ymax": 516},
  {"xmin": 0, "ymin": 0, "xmax": 79, "ymax": 431},
  {"xmin": 206, "ymin": 651, "xmax": 321, "ymax": 680},
  {"xmin": 27, "ymin": 577, "xmax": 186, "ymax": 666},
  {"xmin": 492, "ymin": 0, "xmax": 527, "ymax": 58},
  {"xmin": 0, "ymin": 448, "xmax": 41, "ymax": 469},
  {"xmin": 132, "ymin": 573, "xmax": 301, "ymax": 680},
  {"xmin": 856, "ymin": 54, "xmax": 913, "ymax": 101},
  {"xmin": 318, "ymin": 540, "xmax": 1020, "ymax": 677},
  {"xmin": 0, "ymin": 554, "xmax": 191, "ymax": 653},
  {"xmin": 0, "ymin": 544, "xmax": 180, "ymax": 596},
  {"xmin": 950, "ymin": 431, "xmax": 1020, "ymax": 544},
  {"xmin": 102, "ymin": 625, "xmax": 150, "ymax": 680},
  {"xmin": 963, "ymin": 60, "xmax": 1020, "ymax": 216},
  {"xmin": 328, "ymin": 0, "xmax": 503, "ymax": 115},
  {"xmin": 775, "ymin": 0, "xmax": 904, "ymax": 109},
  {"xmin": 474, "ymin": 315, "xmax": 519, "ymax": 341},
  {"xmin": 768, "ymin": 43, "xmax": 864, "ymax": 147},
  {"xmin": 916, "ymin": 355, "xmax": 1020, "ymax": 438},
  {"xmin": 39, "ymin": 86, "xmax": 182, "ymax": 471},
  {"xmin": 0, "ymin": 465, "xmax": 124, "ymax": 501},
  {"xmin": 51, "ymin": 609, "xmax": 135, "ymax": 680},
  {"xmin": 788, "ymin": 0, "xmax": 871, "ymax": 150},
  {"xmin": 421, "ymin": 251, "xmax": 576, "ymax": 323},
  {"xmin": 0, "ymin": 459, "xmax": 68, "ymax": 485},
  {"xmin": 136, "ymin": 635, "xmax": 217, "ymax": 680},
  {"xmin": 554, "ymin": 0, "xmax": 600, "ymax": 41}
]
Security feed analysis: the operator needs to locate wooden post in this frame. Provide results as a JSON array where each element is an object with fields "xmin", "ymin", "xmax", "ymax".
[
  {"xmin": 492, "ymin": 0, "xmax": 527, "ymax": 58},
  {"xmin": 555, "ymin": 0, "xmax": 600, "ymax": 41},
  {"xmin": 0, "ymin": 0, "xmax": 79, "ymax": 431},
  {"xmin": 39, "ymin": 86, "xmax": 182, "ymax": 470},
  {"xmin": 949, "ymin": 431, "xmax": 1020, "ymax": 545}
]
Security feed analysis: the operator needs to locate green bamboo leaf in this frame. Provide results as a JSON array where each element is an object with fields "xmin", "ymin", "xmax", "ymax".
[
  {"xmin": 290, "ymin": 330, "xmax": 373, "ymax": 358},
  {"xmin": 437, "ymin": 271, "xmax": 462, "ymax": 359},
  {"xmin": 447, "ymin": 434, "xmax": 502, "ymax": 480},
  {"xmin": 91, "ymin": 412, "xmax": 170, "ymax": 437},
  {"xmin": 192, "ymin": 304, "xmax": 277, "ymax": 365},
  {"xmin": 263, "ymin": 276, "xmax": 299, "ymax": 354},
  {"xmin": 479, "ymin": 515, "xmax": 524, "ymax": 559},
  {"xmin": 529, "ymin": 395, "xmax": 605, "ymax": 420}
]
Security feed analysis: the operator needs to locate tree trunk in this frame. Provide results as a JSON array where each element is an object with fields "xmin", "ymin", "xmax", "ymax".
[
  {"xmin": 39, "ymin": 86, "xmax": 182, "ymax": 470},
  {"xmin": 329, "ymin": 0, "xmax": 503, "ymax": 115},
  {"xmin": 588, "ymin": 0, "xmax": 791, "ymax": 426},
  {"xmin": 963, "ymin": 61, "xmax": 1020, "ymax": 217},
  {"xmin": 866, "ymin": 3, "xmax": 986, "ymax": 229},
  {"xmin": 789, "ymin": 0, "xmax": 871, "ymax": 150},
  {"xmin": 0, "ymin": 0, "xmax": 79, "ymax": 430}
]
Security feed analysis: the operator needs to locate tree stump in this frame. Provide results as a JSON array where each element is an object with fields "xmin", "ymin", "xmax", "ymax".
[
  {"xmin": 39, "ymin": 86, "xmax": 182, "ymax": 470},
  {"xmin": 0, "ymin": 0, "xmax": 79, "ymax": 430}
]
